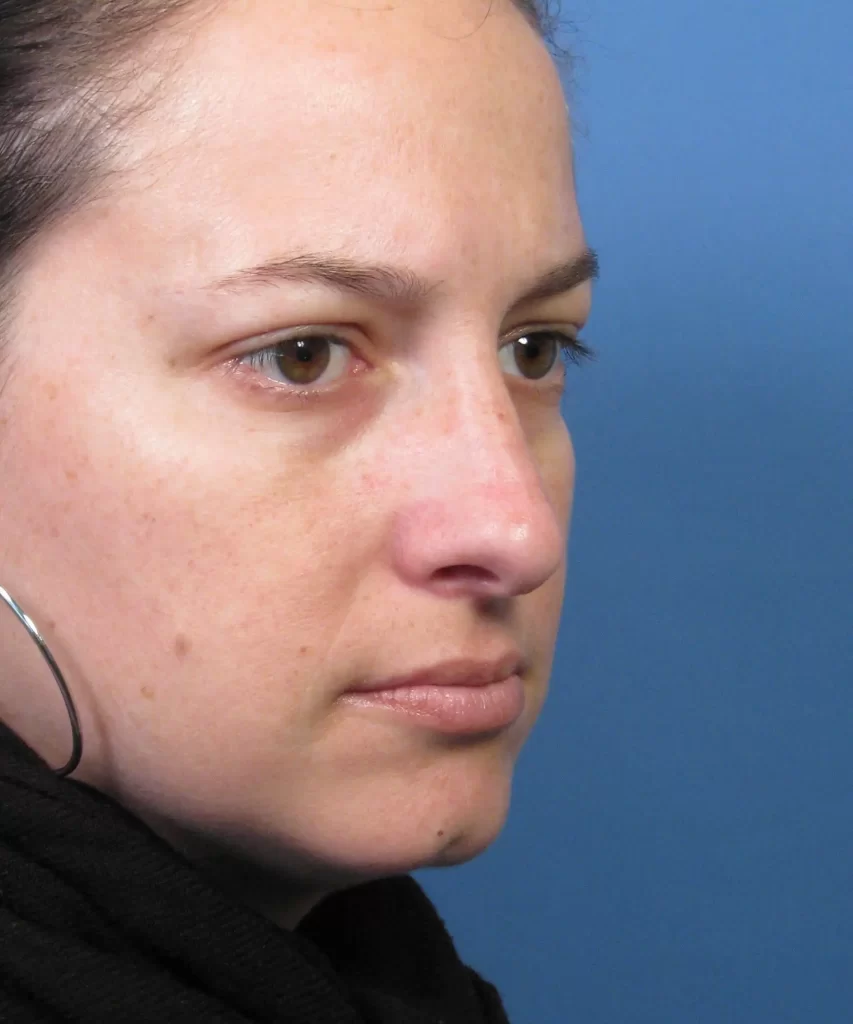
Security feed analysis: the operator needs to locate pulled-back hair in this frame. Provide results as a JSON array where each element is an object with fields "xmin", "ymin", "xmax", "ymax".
[{"xmin": 0, "ymin": 0, "xmax": 561, "ymax": 339}]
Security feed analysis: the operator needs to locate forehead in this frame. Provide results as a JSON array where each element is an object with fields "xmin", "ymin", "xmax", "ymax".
[{"xmin": 96, "ymin": 0, "xmax": 581, "ymax": 295}]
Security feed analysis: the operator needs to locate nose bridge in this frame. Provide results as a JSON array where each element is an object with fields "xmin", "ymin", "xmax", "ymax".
[
  {"xmin": 423, "ymin": 354, "xmax": 543, "ymax": 495},
  {"xmin": 389, "ymin": 350, "xmax": 567, "ymax": 599}
]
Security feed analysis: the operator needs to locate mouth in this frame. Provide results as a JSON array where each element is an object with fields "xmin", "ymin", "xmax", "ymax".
[
  {"xmin": 347, "ymin": 651, "xmax": 525, "ymax": 693},
  {"xmin": 340, "ymin": 651, "xmax": 527, "ymax": 735}
]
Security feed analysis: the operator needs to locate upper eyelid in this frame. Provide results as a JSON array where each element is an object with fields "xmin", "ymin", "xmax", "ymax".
[{"xmin": 241, "ymin": 320, "xmax": 582, "ymax": 353}]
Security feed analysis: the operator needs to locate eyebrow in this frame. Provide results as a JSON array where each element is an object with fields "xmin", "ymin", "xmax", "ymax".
[{"xmin": 206, "ymin": 247, "xmax": 599, "ymax": 309}]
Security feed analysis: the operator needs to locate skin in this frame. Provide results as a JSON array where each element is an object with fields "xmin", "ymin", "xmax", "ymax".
[{"xmin": 0, "ymin": 0, "xmax": 592, "ymax": 929}]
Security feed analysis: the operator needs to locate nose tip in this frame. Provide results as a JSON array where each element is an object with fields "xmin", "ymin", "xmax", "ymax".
[{"xmin": 392, "ymin": 484, "xmax": 566, "ymax": 601}]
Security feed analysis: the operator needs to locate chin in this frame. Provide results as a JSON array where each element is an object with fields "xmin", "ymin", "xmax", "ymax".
[
  {"xmin": 300, "ymin": 764, "xmax": 515, "ymax": 885},
  {"xmin": 306, "ymin": 819, "xmax": 510, "ymax": 894},
  {"xmin": 423, "ymin": 818, "xmax": 509, "ymax": 868}
]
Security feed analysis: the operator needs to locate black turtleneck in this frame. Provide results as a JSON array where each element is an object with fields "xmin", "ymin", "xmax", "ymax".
[{"xmin": 0, "ymin": 721, "xmax": 511, "ymax": 1023}]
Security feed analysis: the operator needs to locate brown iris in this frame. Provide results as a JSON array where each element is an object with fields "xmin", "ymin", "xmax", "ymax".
[
  {"xmin": 274, "ymin": 336, "xmax": 332, "ymax": 385},
  {"xmin": 512, "ymin": 333, "xmax": 559, "ymax": 380}
]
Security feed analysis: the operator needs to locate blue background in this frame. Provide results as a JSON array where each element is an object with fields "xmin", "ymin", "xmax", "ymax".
[{"xmin": 417, "ymin": 2, "xmax": 853, "ymax": 1021}]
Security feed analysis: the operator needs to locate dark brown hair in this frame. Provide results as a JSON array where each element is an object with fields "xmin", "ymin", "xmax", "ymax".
[{"xmin": 0, "ymin": 0, "xmax": 560, "ymax": 342}]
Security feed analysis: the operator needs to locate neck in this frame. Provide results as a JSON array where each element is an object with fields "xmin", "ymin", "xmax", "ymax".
[{"xmin": 130, "ymin": 806, "xmax": 331, "ymax": 930}]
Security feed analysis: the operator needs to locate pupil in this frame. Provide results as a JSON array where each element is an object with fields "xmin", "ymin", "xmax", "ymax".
[
  {"xmin": 515, "ymin": 334, "xmax": 556, "ymax": 379},
  {"xmin": 277, "ymin": 336, "xmax": 331, "ymax": 384}
]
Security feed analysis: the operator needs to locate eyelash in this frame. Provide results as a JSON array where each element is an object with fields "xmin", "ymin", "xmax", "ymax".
[
  {"xmin": 555, "ymin": 332, "xmax": 596, "ymax": 366},
  {"xmin": 231, "ymin": 327, "xmax": 596, "ymax": 396}
]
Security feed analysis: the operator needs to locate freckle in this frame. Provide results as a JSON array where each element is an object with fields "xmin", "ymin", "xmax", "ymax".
[
  {"xmin": 437, "ymin": 830, "xmax": 445, "ymax": 837},
  {"xmin": 298, "ymin": 645, "xmax": 310, "ymax": 656},
  {"xmin": 64, "ymin": 468, "xmax": 78, "ymax": 482},
  {"xmin": 44, "ymin": 382, "xmax": 57, "ymax": 401},
  {"xmin": 174, "ymin": 634, "xmax": 191, "ymax": 659},
  {"xmin": 141, "ymin": 685, "xmax": 155, "ymax": 700}
]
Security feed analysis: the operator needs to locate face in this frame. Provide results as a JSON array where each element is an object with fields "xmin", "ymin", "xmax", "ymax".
[{"xmin": 0, "ymin": 0, "xmax": 591, "ymax": 923}]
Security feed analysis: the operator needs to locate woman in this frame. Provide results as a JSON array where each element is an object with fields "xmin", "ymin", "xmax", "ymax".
[{"xmin": 0, "ymin": 0, "xmax": 597, "ymax": 1020}]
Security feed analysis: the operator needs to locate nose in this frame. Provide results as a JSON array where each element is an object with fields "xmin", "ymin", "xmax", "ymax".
[{"xmin": 390, "ymin": 375, "xmax": 569, "ymax": 602}]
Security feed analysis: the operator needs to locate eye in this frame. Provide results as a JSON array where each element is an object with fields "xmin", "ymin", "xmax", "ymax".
[
  {"xmin": 498, "ymin": 330, "xmax": 585, "ymax": 381},
  {"xmin": 235, "ymin": 333, "xmax": 352, "ymax": 389}
]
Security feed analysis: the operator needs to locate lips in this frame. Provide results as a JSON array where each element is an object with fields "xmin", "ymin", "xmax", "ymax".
[{"xmin": 347, "ymin": 651, "xmax": 525, "ymax": 694}]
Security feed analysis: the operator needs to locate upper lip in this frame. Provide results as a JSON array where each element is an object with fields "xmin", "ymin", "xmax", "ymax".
[{"xmin": 349, "ymin": 651, "xmax": 525, "ymax": 693}]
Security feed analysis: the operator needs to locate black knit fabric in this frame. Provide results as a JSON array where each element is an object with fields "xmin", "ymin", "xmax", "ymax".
[{"xmin": 0, "ymin": 722, "xmax": 511, "ymax": 1023}]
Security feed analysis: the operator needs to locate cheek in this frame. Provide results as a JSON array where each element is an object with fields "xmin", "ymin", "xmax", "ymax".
[
  {"xmin": 537, "ymin": 417, "xmax": 575, "ymax": 535},
  {"xmin": 0, "ymin": 369, "xmax": 380, "ymax": 730},
  {"xmin": 532, "ymin": 421, "xmax": 574, "ymax": 636}
]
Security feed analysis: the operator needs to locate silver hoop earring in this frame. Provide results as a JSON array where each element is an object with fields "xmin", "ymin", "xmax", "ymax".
[{"xmin": 0, "ymin": 586, "xmax": 82, "ymax": 778}]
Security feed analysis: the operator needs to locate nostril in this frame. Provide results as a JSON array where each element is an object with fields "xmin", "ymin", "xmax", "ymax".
[{"xmin": 433, "ymin": 565, "xmax": 500, "ymax": 584}]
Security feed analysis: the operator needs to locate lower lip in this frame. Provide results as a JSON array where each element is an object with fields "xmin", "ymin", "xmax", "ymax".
[{"xmin": 339, "ymin": 674, "xmax": 526, "ymax": 735}]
